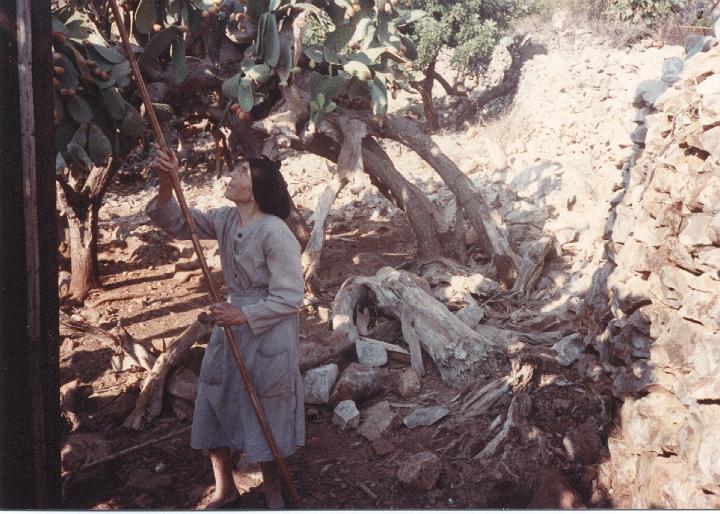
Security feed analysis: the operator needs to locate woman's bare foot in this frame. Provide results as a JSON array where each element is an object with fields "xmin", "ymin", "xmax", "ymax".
[
  {"xmin": 202, "ymin": 488, "xmax": 240, "ymax": 510},
  {"xmin": 203, "ymin": 448, "xmax": 240, "ymax": 509}
]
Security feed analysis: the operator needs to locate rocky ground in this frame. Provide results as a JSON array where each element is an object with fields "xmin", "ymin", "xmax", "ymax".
[{"xmin": 58, "ymin": 12, "xmax": 708, "ymax": 509}]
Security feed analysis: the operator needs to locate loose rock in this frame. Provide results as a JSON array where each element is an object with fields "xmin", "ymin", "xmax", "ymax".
[
  {"xmin": 332, "ymin": 399, "xmax": 360, "ymax": 430},
  {"xmin": 303, "ymin": 364, "xmax": 339, "ymax": 405},
  {"xmin": 397, "ymin": 451, "xmax": 442, "ymax": 491},
  {"xmin": 403, "ymin": 406, "xmax": 449, "ymax": 429},
  {"xmin": 397, "ymin": 369, "xmax": 421, "ymax": 398},
  {"xmin": 357, "ymin": 401, "xmax": 397, "ymax": 441},
  {"xmin": 330, "ymin": 362, "xmax": 380, "ymax": 406},
  {"xmin": 355, "ymin": 339, "xmax": 388, "ymax": 367}
]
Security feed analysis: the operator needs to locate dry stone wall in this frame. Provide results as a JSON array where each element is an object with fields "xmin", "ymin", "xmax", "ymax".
[{"xmin": 589, "ymin": 31, "xmax": 720, "ymax": 508}]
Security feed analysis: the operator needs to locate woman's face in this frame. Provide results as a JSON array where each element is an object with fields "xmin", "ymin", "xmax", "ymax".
[{"xmin": 224, "ymin": 161, "xmax": 254, "ymax": 203}]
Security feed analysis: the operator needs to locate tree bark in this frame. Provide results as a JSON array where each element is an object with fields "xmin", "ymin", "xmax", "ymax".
[
  {"xmin": 298, "ymin": 131, "xmax": 448, "ymax": 260},
  {"xmin": 302, "ymin": 118, "xmax": 366, "ymax": 285},
  {"xmin": 56, "ymin": 158, "xmax": 121, "ymax": 302},
  {"xmin": 413, "ymin": 58, "xmax": 439, "ymax": 133},
  {"xmin": 378, "ymin": 115, "xmax": 519, "ymax": 286},
  {"xmin": 335, "ymin": 267, "xmax": 511, "ymax": 388}
]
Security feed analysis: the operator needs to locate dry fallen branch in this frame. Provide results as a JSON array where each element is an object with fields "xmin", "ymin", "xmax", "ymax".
[
  {"xmin": 124, "ymin": 314, "xmax": 214, "ymax": 431},
  {"xmin": 302, "ymin": 118, "xmax": 367, "ymax": 286}
]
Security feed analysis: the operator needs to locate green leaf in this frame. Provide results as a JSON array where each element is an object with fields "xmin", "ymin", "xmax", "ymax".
[
  {"xmin": 65, "ymin": 94, "xmax": 93, "ymax": 123},
  {"xmin": 222, "ymin": 73, "xmax": 242, "ymax": 99},
  {"xmin": 237, "ymin": 77, "xmax": 254, "ymax": 112},
  {"xmin": 152, "ymin": 103, "xmax": 174, "ymax": 122},
  {"xmin": 308, "ymin": 71, "xmax": 346, "ymax": 103},
  {"xmin": 119, "ymin": 103, "xmax": 145, "ymax": 139},
  {"xmin": 262, "ymin": 14, "xmax": 280, "ymax": 67},
  {"xmin": 276, "ymin": 39, "xmax": 293, "ymax": 83},
  {"xmin": 88, "ymin": 43, "xmax": 124, "ymax": 64},
  {"xmin": 255, "ymin": 12, "xmax": 268, "ymax": 60},
  {"xmin": 172, "ymin": 36, "xmax": 188, "ymax": 85},
  {"xmin": 94, "ymin": 77, "xmax": 117, "ymax": 89},
  {"xmin": 324, "ymin": 101, "xmax": 337, "ymax": 112},
  {"xmin": 71, "ymin": 123, "xmax": 88, "ymax": 147},
  {"xmin": 67, "ymin": 142, "xmax": 92, "ymax": 171},
  {"xmin": 323, "ymin": 23, "xmax": 354, "ymax": 64},
  {"xmin": 102, "ymin": 87, "xmax": 126, "ymax": 121},
  {"xmin": 52, "ymin": 15, "xmax": 69, "ymax": 35},
  {"xmin": 138, "ymin": 27, "xmax": 180, "ymax": 65},
  {"xmin": 269, "ymin": 0, "xmax": 282, "ymax": 11},
  {"xmin": 342, "ymin": 60, "xmax": 372, "ymax": 80},
  {"xmin": 87, "ymin": 123, "xmax": 112, "ymax": 164},
  {"xmin": 394, "ymin": 8, "xmax": 426, "ymax": 27},
  {"xmin": 57, "ymin": 54, "xmax": 79, "ymax": 90},
  {"xmin": 243, "ymin": 63, "xmax": 272, "ymax": 84},
  {"xmin": 351, "ymin": 18, "xmax": 375, "ymax": 49},
  {"xmin": 346, "ymin": 47, "xmax": 387, "ymax": 65},
  {"xmin": 304, "ymin": 45, "xmax": 324, "ymax": 63},
  {"xmin": 135, "ymin": 0, "xmax": 158, "ymax": 34},
  {"xmin": 56, "ymin": 117, "xmax": 77, "ymax": 152},
  {"xmin": 369, "ymin": 76, "xmax": 387, "ymax": 117}
]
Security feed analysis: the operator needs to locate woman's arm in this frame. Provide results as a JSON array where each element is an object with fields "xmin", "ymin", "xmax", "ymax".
[
  {"xmin": 241, "ymin": 224, "xmax": 304, "ymax": 336},
  {"xmin": 146, "ymin": 146, "xmax": 221, "ymax": 240}
]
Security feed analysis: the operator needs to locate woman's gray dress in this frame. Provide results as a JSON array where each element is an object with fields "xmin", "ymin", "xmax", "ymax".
[{"xmin": 146, "ymin": 196, "xmax": 305, "ymax": 462}]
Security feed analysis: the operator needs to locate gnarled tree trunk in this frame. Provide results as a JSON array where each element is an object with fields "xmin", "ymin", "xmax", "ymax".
[
  {"xmin": 56, "ymin": 158, "xmax": 121, "ymax": 302},
  {"xmin": 378, "ymin": 115, "xmax": 519, "ymax": 286}
]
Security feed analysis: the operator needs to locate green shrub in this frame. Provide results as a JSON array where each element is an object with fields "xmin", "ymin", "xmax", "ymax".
[
  {"xmin": 606, "ymin": 0, "xmax": 686, "ymax": 22},
  {"xmin": 402, "ymin": 0, "xmax": 537, "ymax": 70}
]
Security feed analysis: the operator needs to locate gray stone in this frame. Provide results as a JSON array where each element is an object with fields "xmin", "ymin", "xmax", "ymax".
[
  {"xmin": 330, "ymin": 362, "xmax": 380, "ymax": 406},
  {"xmin": 398, "ymin": 369, "xmax": 421, "ymax": 398},
  {"xmin": 303, "ymin": 364, "xmax": 339, "ymax": 405},
  {"xmin": 555, "ymin": 227, "xmax": 578, "ymax": 246},
  {"xmin": 620, "ymin": 388, "xmax": 687, "ymax": 454},
  {"xmin": 715, "ymin": 18, "xmax": 720, "ymax": 39},
  {"xmin": 679, "ymin": 214, "xmax": 716, "ymax": 247},
  {"xmin": 403, "ymin": 406, "xmax": 449, "ymax": 429},
  {"xmin": 332, "ymin": 399, "xmax": 360, "ymax": 430},
  {"xmin": 701, "ymin": 125, "xmax": 720, "ymax": 157},
  {"xmin": 358, "ymin": 401, "xmax": 397, "ymax": 440},
  {"xmin": 630, "ymin": 124, "xmax": 648, "ymax": 144},
  {"xmin": 661, "ymin": 57, "xmax": 684, "ymax": 84},
  {"xmin": 697, "ymin": 248, "xmax": 720, "ymax": 270},
  {"xmin": 397, "ymin": 451, "xmax": 441, "ymax": 491},
  {"xmin": 634, "ymin": 80, "xmax": 669, "ymax": 108},
  {"xmin": 685, "ymin": 35, "xmax": 713, "ymax": 58},
  {"xmin": 553, "ymin": 333, "xmax": 585, "ymax": 366},
  {"xmin": 355, "ymin": 339, "xmax": 388, "ymax": 367}
]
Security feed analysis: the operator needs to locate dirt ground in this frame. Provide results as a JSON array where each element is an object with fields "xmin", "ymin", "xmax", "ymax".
[
  {"xmin": 57, "ymin": 18, "xmax": 679, "ymax": 509},
  {"xmin": 58, "ymin": 156, "xmax": 609, "ymax": 510}
]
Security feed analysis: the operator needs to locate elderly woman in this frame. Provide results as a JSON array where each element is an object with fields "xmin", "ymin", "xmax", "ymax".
[{"xmin": 147, "ymin": 148, "xmax": 304, "ymax": 509}]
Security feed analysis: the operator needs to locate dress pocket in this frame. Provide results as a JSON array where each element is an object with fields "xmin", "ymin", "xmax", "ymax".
[
  {"xmin": 252, "ymin": 341, "xmax": 291, "ymax": 397},
  {"xmin": 199, "ymin": 328, "xmax": 224, "ymax": 384}
]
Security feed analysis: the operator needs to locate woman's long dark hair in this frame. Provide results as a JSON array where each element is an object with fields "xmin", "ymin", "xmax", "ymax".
[{"xmin": 246, "ymin": 156, "xmax": 291, "ymax": 219}]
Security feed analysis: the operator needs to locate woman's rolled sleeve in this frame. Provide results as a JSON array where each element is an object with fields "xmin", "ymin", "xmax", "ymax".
[
  {"xmin": 242, "ymin": 228, "xmax": 303, "ymax": 336},
  {"xmin": 146, "ymin": 195, "xmax": 222, "ymax": 240}
]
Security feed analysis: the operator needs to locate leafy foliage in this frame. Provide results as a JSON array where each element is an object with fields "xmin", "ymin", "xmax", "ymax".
[
  {"xmin": 606, "ymin": 0, "xmax": 687, "ymax": 22},
  {"xmin": 398, "ymin": 0, "xmax": 536, "ymax": 70},
  {"xmin": 216, "ymin": 0, "xmax": 425, "ymax": 122},
  {"xmin": 51, "ymin": 8, "xmax": 143, "ymax": 171}
]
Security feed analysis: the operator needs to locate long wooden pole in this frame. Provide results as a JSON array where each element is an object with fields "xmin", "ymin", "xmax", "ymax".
[{"xmin": 106, "ymin": 1, "xmax": 300, "ymax": 506}]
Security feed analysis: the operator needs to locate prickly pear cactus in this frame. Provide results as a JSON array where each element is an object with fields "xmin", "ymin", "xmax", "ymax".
[{"xmin": 52, "ymin": 5, "xmax": 142, "ymax": 170}]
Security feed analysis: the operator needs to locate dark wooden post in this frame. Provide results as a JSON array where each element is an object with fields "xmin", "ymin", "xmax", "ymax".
[{"xmin": 0, "ymin": 0, "xmax": 60, "ymax": 508}]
